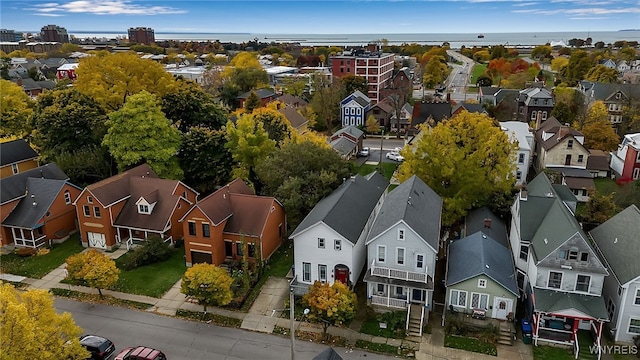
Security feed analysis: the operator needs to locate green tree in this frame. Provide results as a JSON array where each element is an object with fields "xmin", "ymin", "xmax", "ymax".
[
  {"xmin": 576, "ymin": 100, "xmax": 609, "ymax": 130},
  {"xmin": 161, "ymin": 78, "xmax": 227, "ymax": 132},
  {"xmin": 225, "ymin": 114, "xmax": 276, "ymax": 183},
  {"xmin": 340, "ymin": 74, "xmax": 368, "ymax": 95},
  {"xmin": 309, "ymin": 75, "xmax": 345, "ymax": 132},
  {"xmin": 552, "ymin": 86, "xmax": 585, "ymax": 126},
  {"xmin": 578, "ymin": 191, "xmax": 618, "ymax": 231},
  {"xmin": 103, "ymin": 91, "xmax": 183, "ymax": 179},
  {"xmin": 65, "ymin": 249, "xmax": 120, "ymax": 297},
  {"xmin": 251, "ymin": 107, "xmax": 293, "ymax": 145},
  {"xmin": 585, "ymin": 64, "xmax": 619, "ymax": 83},
  {"xmin": 365, "ymin": 114, "xmax": 380, "ymax": 134},
  {"xmin": 74, "ymin": 51, "xmax": 176, "ymax": 110},
  {"xmin": 244, "ymin": 91, "xmax": 262, "ymax": 113},
  {"xmin": 0, "ymin": 283, "xmax": 90, "ymax": 360},
  {"xmin": 255, "ymin": 140, "xmax": 352, "ymax": 229},
  {"xmin": 179, "ymin": 126, "xmax": 234, "ymax": 194},
  {"xmin": 53, "ymin": 145, "xmax": 113, "ymax": 187},
  {"xmin": 303, "ymin": 281, "xmax": 357, "ymax": 340},
  {"xmin": 396, "ymin": 111, "xmax": 516, "ymax": 225},
  {"xmin": 620, "ymin": 99, "xmax": 640, "ymax": 135},
  {"xmin": 0, "ymin": 79, "xmax": 34, "ymax": 138},
  {"xmin": 422, "ymin": 55, "xmax": 448, "ymax": 89},
  {"xmin": 531, "ymin": 45, "xmax": 552, "ymax": 60},
  {"xmin": 180, "ymin": 263, "xmax": 234, "ymax": 311},
  {"xmin": 281, "ymin": 77, "xmax": 307, "ymax": 97},
  {"xmin": 561, "ymin": 50, "xmax": 592, "ymax": 85}
]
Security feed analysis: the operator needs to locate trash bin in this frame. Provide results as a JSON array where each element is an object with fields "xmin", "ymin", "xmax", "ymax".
[{"xmin": 521, "ymin": 319, "xmax": 533, "ymax": 344}]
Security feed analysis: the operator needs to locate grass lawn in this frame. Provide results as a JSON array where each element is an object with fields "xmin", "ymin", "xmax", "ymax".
[
  {"xmin": 532, "ymin": 345, "xmax": 574, "ymax": 360},
  {"xmin": 358, "ymin": 162, "xmax": 398, "ymax": 182},
  {"xmin": 444, "ymin": 334, "xmax": 497, "ymax": 356},
  {"xmin": 112, "ymin": 248, "xmax": 186, "ymax": 298},
  {"xmin": 471, "ymin": 64, "xmax": 487, "ymax": 84},
  {"xmin": 594, "ymin": 178, "xmax": 618, "ymax": 195},
  {"xmin": 240, "ymin": 242, "xmax": 293, "ymax": 311},
  {"xmin": 0, "ymin": 235, "xmax": 83, "ymax": 278},
  {"xmin": 360, "ymin": 317, "xmax": 404, "ymax": 338}
]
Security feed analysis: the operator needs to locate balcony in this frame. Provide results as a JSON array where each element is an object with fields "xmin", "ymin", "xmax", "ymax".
[
  {"xmin": 370, "ymin": 295, "xmax": 407, "ymax": 309},
  {"xmin": 370, "ymin": 259, "xmax": 428, "ymax": 283}
]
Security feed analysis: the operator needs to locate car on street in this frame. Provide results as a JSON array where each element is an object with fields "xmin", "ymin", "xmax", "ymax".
[
  {"xmin": 357, "ymin": 147, "xmax": 370, "ymax": 157},
  {"xmin": 114, "ymin": 346, "xmax": 167, "ymax": 360},
  {"xmin": 386, "ymin": 152, "xmax": 404, "ymax": 162},
  {"xmin": 80, "ymin": 335, "xmax": 115, "ymax": 360}
]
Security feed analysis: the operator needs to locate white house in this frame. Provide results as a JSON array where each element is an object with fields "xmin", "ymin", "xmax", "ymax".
[{"xmin": 501, "ymin": 121, "xmax": 533, "ymax": 185}]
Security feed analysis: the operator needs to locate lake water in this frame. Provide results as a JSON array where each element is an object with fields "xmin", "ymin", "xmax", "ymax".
[{"xmin": 71, "ymin": 31, "xmax": 639, "ymax": 48}]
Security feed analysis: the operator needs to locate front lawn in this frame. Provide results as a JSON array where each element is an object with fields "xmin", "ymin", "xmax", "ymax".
[
  {"xmin": 532, "ymin": 345, "xmax": 574, "ymax": 360},
  {"xmin": 0, "ymin": 235, "xmax": 84, "ymax": 278},
  {"xmin": 112, "ymin": 248, "xmax": 186, "ymax": 298},
  {"xmin": 358, "ymin": 162, "xmax": 397, "ymax": 181},
  {"xmin": 444, "ymin": 334, "xmax": 497, "ymax": 356}
]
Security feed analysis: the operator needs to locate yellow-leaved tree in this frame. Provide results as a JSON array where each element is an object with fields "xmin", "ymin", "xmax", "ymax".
[
  {"xmin": 66, "ymin": 249, "xmax": 120, "ymax": 297},
  {"xmin": 579, "ymin": 101, "xmax": 619, "ymax": 151},
  {"xmin": 180, "ymin": 263, "xmax": 234, "ymax": 312},
  {"xmin": 225, "ymin": 114, "xmax": 276, "ymax": 183},
  {"xmin": 0, "ymin": 79, "xmax": 34, "ymax": 138},
  {"xmin": 0, "ymin": 283, "xmax": 90, "ymax": 359},
  {"xmin": 303, "ymin": 281, "xmax": 357, "ymax": 340}
]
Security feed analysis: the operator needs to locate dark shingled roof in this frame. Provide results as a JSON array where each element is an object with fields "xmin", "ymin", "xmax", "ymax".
[
  {"xmin": 2, "ymin": 178, "xmax": 67, "ymax": 229},
  {"xmin": 237, "ymin": 88, "xmax": 276, "ymax": 99},
  {"xmin": 587, "ymin": 149, "xmax": 610, "ymax": 172},
  {"xmin": 290, "ymin": 172, "xmax": 388, "ymax": 245},
  {"xmin": 278, "ymin": 107, "xmax": 309, "ymax": 129},
  {"xmin": 191, "ymin": 178, "xmax": 254, "ymax": 225},
  {"xmin": 0, "ymin": 139, "xmax": 38, "ymax": 166},
  {"xmin": 86, "ymin": 164, "xmax": 157, "ymax": 207},
  {"xmin": 453, "ymin": 102, "xmax": 487, "ymax": 114},
  {"xmin": 330, "ymin": 137, "xmax": 357, "ymax": 156},
  {"xmin": 411, "ymin": 101, "xmax": 452, "ymax": 129},
  {"xmin": 464, "ymin": 207, "xmax": 508, "ymax": 247},
  {"xmin": 446, "ymin": 231, "xmax": 519, "ymax": 296},
  {"xmin": 313, "ymin": 347, "xmax": 343, "ymax": 360},
  {"xmin": 535, "ymin": 117, "xmax": 585, "ymax": 151},
  {"xmin": 0, "ymin": 163, "xmax": 68, "ymax": 205},
  {"xmin": 224, "ymin": 194, "xmax": 278, "ymax": 237},
  {"xmin": 533, "ymin": 288, "xmax": 608, "ymax": 320}
]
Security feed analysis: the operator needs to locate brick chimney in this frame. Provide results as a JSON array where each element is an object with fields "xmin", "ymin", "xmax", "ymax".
[{"xmin": 16, "ymin": 77, "xmax": 23, "ymax": 87}]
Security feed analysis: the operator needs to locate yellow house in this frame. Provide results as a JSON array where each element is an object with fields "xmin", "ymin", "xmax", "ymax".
[{"xmin": 0, "ymin": 139, "xmax": 39, "ymax": 179}]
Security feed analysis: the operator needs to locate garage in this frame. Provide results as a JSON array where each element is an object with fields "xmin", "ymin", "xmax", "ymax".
[
  {"xmin": 87, "ymin": 232, "xmax": 106, "ymax": 249},
  {"xmin": 191, "ymin": 251, "xmax": 213, "ymax": 265}
]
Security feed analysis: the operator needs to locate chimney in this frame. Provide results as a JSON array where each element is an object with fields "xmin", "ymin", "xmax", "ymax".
[
  {"xmin": 535, "ymin": 111, "xmax": 542, "ymax": 130},
  {"xmin": 17, "ymin": 77, "xmax": 23, "ymax": 86},
  {"xmin": 483, "ymin": 218, "xmax": 492, "ymax": 228}
]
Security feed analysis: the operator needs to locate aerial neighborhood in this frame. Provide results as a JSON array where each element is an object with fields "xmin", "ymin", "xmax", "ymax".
[{"xmin": 2, "ymin": 23, "xmax": 640, "ymax": 360}]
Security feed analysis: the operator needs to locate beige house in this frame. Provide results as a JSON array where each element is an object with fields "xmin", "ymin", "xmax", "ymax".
[{"xmin": 534, "ymin": 117, "xmax": 589, "ymax": 171}]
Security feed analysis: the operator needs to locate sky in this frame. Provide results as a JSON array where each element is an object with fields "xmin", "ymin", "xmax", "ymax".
[{"xmin": 1, "ymin": 0, "xmax": 638, "ymax": 35}]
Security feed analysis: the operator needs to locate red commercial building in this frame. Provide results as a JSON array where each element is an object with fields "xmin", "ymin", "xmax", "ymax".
[
  {"xmin": 331, "ymin": 49, "xmax": 394, "ymax": 104},
  {"xmin": 40, "ymin": 25, "xmax": 69, "ymax": 43},
  {"xmin": 128, "ymin": 27, "xmax": 155, "ymax": 45}
]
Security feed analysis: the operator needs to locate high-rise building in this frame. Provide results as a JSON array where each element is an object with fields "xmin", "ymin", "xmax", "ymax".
[
  {"xmin": 331, "ymin": 49, "xmax": 395, "ymax": 104},
  {"xmin": 128, "ymin": 27, "xmax": 155, "ymax": 45},
  {"xmin": 0, "ymin": 29, "xmax": 22, "ymax": 42},
  {"xmin": 40, "ymin": 25, "xmax": 69, "ymax": 43}
]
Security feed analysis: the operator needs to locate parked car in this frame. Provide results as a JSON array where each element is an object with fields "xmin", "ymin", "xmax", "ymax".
[
  {"xmin": 114, "ymin": 347, "xmax": 166, "ymax": 360},
  {"xmin": 357, "ymin": 147, "xmax": 370, "ymax": 157},
  {"xmin": 79, "ymin": 335, "xmax": 115, "ymax": 360},
  {"xmin": 386, "ymin": 152, "xmax": 404, "ymax": 162}
]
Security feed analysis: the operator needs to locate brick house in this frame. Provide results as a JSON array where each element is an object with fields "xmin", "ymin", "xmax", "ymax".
[
  {"xmin": 0, "ymin": 139, "xmax": 39, "ymax": 179},
  {"xmin": 237, "ymin": 89, "xmax": 277, "ymax": 109},
  {"xmin": 516, "ymin": 87, "xmax": 554, "ymax": 123},
  {"xmin": 331, "ymin": 50, "xmax": 395, "ymax": 104}
]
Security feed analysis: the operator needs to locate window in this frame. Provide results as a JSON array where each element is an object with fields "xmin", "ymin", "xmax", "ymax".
[
  {"xmin": 396, "ymin": 248, "xmax": 405, "ymax": 265},
  {"xmin": 567, "ymin": 139, "xmax": 574, "ymax": 149},
  {"xmin": 618, "ymin": 286, "xmax": 623, "ymax": 297},
  {"xmin": 519, "ymin": 245, "xmax": 528, "ymax": 261},
  {"xmin": 580, "ymin": 252, "xmax": 589, "ymax": 262},
  {"xmin": 93, "ymin": 206, "xmax": 101, "ymax": 218},
  {"xmin": 450, "ymin": 289, "xmax": 467, "ymax": 307},
  {"xmin": 64, "ymin": 190, "xmax": 71, "ymax": 204},
  {"xmin": 478, "ymin": 279, "xmax": 487, "ymax": 288},
  {"xmin": 516, "ymin": 171, "xmax": 522, "ymax": 181},
  {"xmin": 542, "ymin": 111, "xmax": 547, "ymax": 120},
  {"xmin": 471, "ymin": 293, "xmax": 489, "ymax": 310},
  {"xmin": 518, "ymin": 153, "xmax": 525, "ymax": 164},
  {"xmin": 83, "ymin": 205, "xmax": 90, "ymax": 217},
  {"xmin": 202, "ymin": 223, "xmax": 210, "ymax": 238},
  {"xmin": 188, "ymin": 221, "xmax": 196, "ymax": 236},
  {"xmin": 557, "ymin": 249, "xmax": 567, "ymax": 260},
  {"xmin": 578, "ymin": 155, "xmax": 584, "ymax": 163},
  {"xmin": 334, "ymin": 239, "xmax": 342, "ymax": 251},
  {"xmin": 530, "ymin": 111, "xmax": 536, "ymax": 120},
  {"xmin": 318, "ymin": 238, "xmax": 325, "ymax": 249},
  {"xmin": 87, "ymin": 196, "xmax": 93, "ymax": 204},
  {"xmin": 318, "ymin": 265, "xmax": 327, "ymax": 283},
  {"xmin": 395, "ymin": 286, "xmax": 404, "ymax": 296},
  {"xmin": 138, "ymin": 204, "xmax": 149, "ymax": 214},
  {"xmin": 377, "ymin": 245, "xmax": 386, "ymax": 262},
  {"xmin": 377, "ymin": 284, "xmax": 384, "ymax": 293},
  {"xmin": 576, "ymin": 275, "xmax": 591, "ymax": 292},
  {"xmin": 635, "ymin": 289, "xmax": 640, "ymax": 305},
  {"xmin": 398, "ymin": 229, "xmax": 405, "ymax": 241},
  {"xmin": 236, "ymin": 242, "xmax": 244, "ymax": 256},
  {"xmin": 416, "ymin": 254, "xmax": 424, "ymax": 269},
  {"xmin": 634, "ymin": 168, "xmax": 640, "ymax": 180},
  {"xmin": 629, "ymin": 319, "xmax": 640, "ymax": 334},
  {"xmin": 303, "ymin": 262, "xmax": 311, "ymax": 282},
  {"xmin": 11, "ymin": 164, "xmax": 18, "ymax": 174},
  {"xmin": 568, "ymin": 248, "xmax": 579, "ymax": 260},
  {"xmin": 607, "ymin": 298, "xmax": 616, "ymax": 320},
  {"xmin": 548, "ymin": 271, "xmax": 562, "ymax": 289},
  {"xmin": 248, "ymin": 243, "xmax": 256, "ymax": 258}
]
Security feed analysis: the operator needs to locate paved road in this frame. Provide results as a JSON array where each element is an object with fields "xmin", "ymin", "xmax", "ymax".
[{"xmin": 56, "ymin": 298, "xmax": 395, "ymax": 360}]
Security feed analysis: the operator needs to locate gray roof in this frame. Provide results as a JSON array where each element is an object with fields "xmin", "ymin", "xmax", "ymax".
[
  {"xmin": 533, "ymin": 288, "xmax": 608, "ymax": 320},
  {"xmin": 333, "ymin": 125, "xmax": 364, "ymax": 140},
  {"xmin": 588, "ymin": 83, "xmax": 640, "ymax": 102},
  {"xmin": 2, "ymin": 177, "xmax": 67, "ymax": 229},
  {"xmin": 556, "ymin": 167, "xmax": 593, "ymax": 178},
  {"xmin": 278, "ymin": 107, "xmax": 309, "ymax": 129},
  {"xmin": 446, "ymin": 231, "xmax": 519, "ymax": 296},
  {"xmin": 479, "ymin": 86, "xmax": 500, "ymax": 96},
  {"xmin": 330, "ymin": 137, "xmax": 357, "ymax": 156},
  {"xmin": 494, "ymin": 89, "xmax": 519, "ymax": 105},
  {"xmin": 590, "ymin": 205, "xmax": 640, "ymax": 285},
  {"xmin": 519, "ymin": 87, "xmax": 554, "ymax": 107},
  {"xmin": 313, "ymin": 347, "xmax": 343, "ymax": 360},
  {"xmin": 237, "ymin": 88, "xmax": 276, "ymax": 99},
  {"xmin": 411, "ymin": 101, "xmax": 452, "ymax": 129},
  {"xmin": 0, "ymin": 139, "xmax": 38, "ymax": 166},
  {"xmin": 290, "ymin": 172, "xmax": 388, "ymax": 245},
  {"xmin": 551, "ymin": 184, "xmax": 577, "ymax": 203},
  {"xmin": 0, "ymin": 163, "xmax": 68, "ymax": 205},
  {"xmin": 464, "ymin": 207, "xmax": 508, "ymax": 247},
  {"xmin": 366, "ymin": 175, "xmax": 442, "ymax": 251},
  {"xmin": 453, "ymin": 102, "xmax": 486, "ymax": 114}
]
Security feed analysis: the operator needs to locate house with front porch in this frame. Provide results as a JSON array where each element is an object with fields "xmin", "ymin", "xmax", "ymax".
[
  {"xmin": 74, "ymin": 164, "xmax": 198, "ymax": 250},
  {"xmin": 291, "ymin": 172, "xmax": 388, "ymax": 290},
  {"xmin": 590, "ymin": 205, "xmax": 640, "ymax": 344},
  {"xmin": 363, "ymin": 176, "xmax": 441, "ymax": 336},
  {"xmin": 510, "ymin": 173, "xmax": 609, "ymax": 355}
]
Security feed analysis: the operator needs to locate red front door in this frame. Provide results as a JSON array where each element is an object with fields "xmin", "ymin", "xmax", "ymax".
[{"xmin": 335, "ymin": 266, "xmax": 349, "ymax": 284}]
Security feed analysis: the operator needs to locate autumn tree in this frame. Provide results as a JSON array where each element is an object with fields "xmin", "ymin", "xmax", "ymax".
[
  {"xmin": 225, "ymin": 114, "xmax": 276, "ymax": 184},
  {"xmin": 340, "ymin": 74, "xmax": 368, "ymax": 95},
  {"xmin": 422, "ymin": 55, "xmax": 448, "ymax": 89},
  {"xmin": 585, "ymin": 65, "xmax": 619, "ymax": 83},
  {"xmin": 582, "ymin": 120, "xmax": 619, "ymax": 151},
  {"xmin": 0, "ymin": 283, "xmax": 90, "ymax": 360},
  {"xmin": 180, "ymin": 263, "xmax": 233, "ymax": 311},
  {"xmin": 396, "ymin": 111, "xmax": 517, "ymax": 225},
  {"xmin": 561, "ymin": 50, "xmax": 592, "ymax": 86},
  {"xmin": 0, "ymin": 79, "xmax": 34, "ymax": 138},
  {"xmin": 281, "ymin": 76, "xmax": 307, "ymax": 97},
  {"xmin": 252, "ymin": 106, "xmax": 293, "ymax": 145},
  {"xmin": 303, "ymin": 281, "xmax": 357, "ymax": 339},
  {"xmin": 309, "ymin": 74, "xmax": 345, "ymax": 132},
  {"xmin": 576, "ymin": 100, "xmax": 609, "ymax": 130},
  {"xmin": 222, "ymin": 52, "xmax": 269, "ymax": 93},
  {"xmin": 365, "ymin": 114, "xmax": 380, "ymax": 134},
  {"xmin": 244, "ymin": 91, "xmax": 262, "ymax": 113},
  {"xmin": 551, "ymin": 57, "xmax": 569, "ymax": 73},
  {"xmin": 103, "ymin": 91, "xmax": 183, "ymax": 179},
  {"xmin": 620, "ymin": 99, "xmax": 640, "ymax": 135},
  {"xmin": 161, "ymin": 78, "xmax": 227, "ymax": 132},
  {"xmin": 551, "ymin": 86, "xmax": 585, "ymax": 125},
  {"xmin": 578, "ymin": 191, "xmax": 618, "ymax": 231},
  {"xmin": 65, "ymin": 249, "xmax": 120, "ymax": 297},
  {"xmin": 74, "ymin": 51, "xmax": 176, "ymax": 111},
  {"xmin": 178, "ymin": 126, "xmax": 233, "ymax": 194}
]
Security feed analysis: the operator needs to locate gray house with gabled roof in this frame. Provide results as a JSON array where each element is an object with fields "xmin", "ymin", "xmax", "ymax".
[
  {"xmin": 291, "ymin": 172, "xmax": 388, "ymax": 290},
  {"xmin": 590, "ymin": 205, "xmax": 640, "ymax": 343},
  {"xmin": 446, "ymin": 231, "xmax": 519, "ymax": 320}
]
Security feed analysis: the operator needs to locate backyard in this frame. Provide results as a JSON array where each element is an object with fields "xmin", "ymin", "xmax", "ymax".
[
  {"xmin": 358, "ymin": 162, "xmax": 398, "ymax": 182},
  {"xmin": 0, "ymin": 235, "xmax": 83, "ymax": 278}
]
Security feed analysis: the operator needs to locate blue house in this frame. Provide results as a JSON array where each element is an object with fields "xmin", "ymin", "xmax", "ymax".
[{"xmin": 341, "ymin": 90, "xmax": 371, "ymax": 127}]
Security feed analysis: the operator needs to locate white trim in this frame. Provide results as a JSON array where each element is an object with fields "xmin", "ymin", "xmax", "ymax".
[
  {"xmin": 548, "ymin": 270, "xmax": 563, "ymax": 290},
  {"xmin": 302, "ymin": 262, "xmax": 311, "ymax": 282},
  {"xmin": 449, "ymin": 289, "xmax": 468, "ymax": 308},
  {"xmin": 627, "ymin": 317, "xmax": 640, "ymax": 335},
  {"xmin": 470, "ymin": 292, "xmax": 489, "ymax": 310},
  {"xmin": 397, "ymin": 228, "xmax": 405, "ymax": 241},
  {"xmin": 396, "ymin": 247, "xmax": 406, "ymax": 266},
  {"xmin": 478, "ymin": 278, "xmax": 487, "ymax": 289},
  {"xmin": 318, "ymin": 264, "xmax": 327, "ymax": 283},
  {"xmin": 377, "ymin": 245, "xmax": 386, "ymax": 263},
  {"xmin": 334, "ymin": 239, "xmax": 342, "ymax": 251},
  {"xmin": 574, "ymin": 273, "xmax": 591, "ymax": 293},
  {"xmin": 318, "ymin": 237, "xmax": 325, "ymax": 249},
  {"xmin": 634, "ymin": 288, "xmax": 640, "ymax": 306}
]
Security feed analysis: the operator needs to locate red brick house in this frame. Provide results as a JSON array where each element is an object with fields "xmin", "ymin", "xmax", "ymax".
[
  {"xmin": 74, "ymin": 164, "xmax": 198, "ymax": 250},
  {"xmin": 1, "ymin": 163, "xmax": 80, "ymax": 248},
  {"xmin": 237, "ymin": 89, "xmax": 277, "ymax": 109},
  {"xmin": 180, "ymin": 179, "xmax": 286, "ymax": 267}
]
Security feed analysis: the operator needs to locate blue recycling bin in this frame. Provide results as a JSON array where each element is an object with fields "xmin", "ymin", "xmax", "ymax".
[{"xmin": 521, "ymin": 319, "xmax": 533, "ymax": 344}]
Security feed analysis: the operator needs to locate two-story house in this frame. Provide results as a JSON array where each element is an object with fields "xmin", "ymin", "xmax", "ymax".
[
  {"xmin": 516, "ymin": 86, "xmax": 554, "ymax": 123},
  {"xmin": 534, "ymin": 117, "xmax": 589, "ymax": 171},
  {"xmin": 590, "ymin": 205, "xmax": 640, "ymax": 343},
  {"xmin": 610, "ymin": 133, "xmax": 640, "ymax": 181},
  {"xmin": 578, "ymin": 82, "xmax": 640, "ymax": 127},
  {"xmin": 501, "ymin": 121, "xmax": 534, "ymax": 185},
  {"xmin": 0, "ymin": 139, "xmax": 39, "ymax": 179},
  {"xmin": 363, "ymin": 175, "xmax": 442, "ymax": 336},
  {"xmin": 180, "ymin": 178, "xmax": 285, "ymax": 267},
  {"xmin": 510, "ymin": 173, "xmax": 609, "ymax": 352},
  {"xmin": 74, "ymin": 164, "xmax": 198, "ymax": 250},
  {"xmin": 340, "ymin": 90, "xmax": 371, "ymax": 127},
  {"xmin": 291, "ymin": 172, "xmax": 388, "ymax": 290}
]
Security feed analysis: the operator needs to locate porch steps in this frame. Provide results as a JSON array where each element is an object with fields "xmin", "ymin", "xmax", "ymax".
[
  {"xmin": 497, "ymin": 323, "xmax": 514, "ymax": 346},
  {"xmin": 407, "ymin": 304, "xmax": 423, "ymax": 337}
]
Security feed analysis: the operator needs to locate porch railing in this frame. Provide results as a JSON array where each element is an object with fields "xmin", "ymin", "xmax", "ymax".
[
  {"xmin": 370, "ymin": 259, "xmax": 428, "ymax": 283},
  {"xmin": 125, "ymin": 235, "xmax": 173, "ymax": 250},
  {"xmin": 14, "ymin": 235, "xmax": 47, "ymax": 249},
  {"xmin": 370, "ymin": 295, "xmax": 407, "ymax": 309}
]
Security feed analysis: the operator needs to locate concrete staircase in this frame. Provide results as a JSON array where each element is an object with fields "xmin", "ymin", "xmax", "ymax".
[
  {"xmin": 497, "ymin": 322, "xmax": 514, "ymax": 346},
  {"xmin": 407, "ymin": 304, "xmax": 424, "ymax": 338}
]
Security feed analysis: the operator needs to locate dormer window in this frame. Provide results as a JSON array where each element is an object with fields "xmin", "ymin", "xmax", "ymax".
[
  {"xmin": 139, "ymin": 204, "xmax": 150, "ymax": 214},
  {"xmin": 135, "ymin": 195, "xmax": 156, "ymax": 215}
]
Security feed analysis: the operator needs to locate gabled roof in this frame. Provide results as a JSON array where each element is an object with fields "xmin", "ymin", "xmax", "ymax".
[
  {"xmin": 275, "ymin": 94, "xmax": 308, "ymax": 107},
  {"xmin": 410, "ymin": 101, "xmax": 451, "ymax": 129},
  {"xmin": 341, "ymin": 90, "xmax": 369, "ymax": 106},
  {"xmin": 519, "ymin": 87, "xmax": 554, "ymax": 107},
  {"xmin": 446, "ymin": 231, "xmax": 519, "ymax": 296},
  {"xmin": 453, "ymin": 102, "xmax": 486, "ymax": 114},
  {"xmin": 332, "ymin": 125, "xmax": 364, "ymax": 140},
  {"xmin": 330, "ymin": 136, "xmax": 357, "ymax": 156},
  {"xmin": 500, "ymin": 121, "xmax": 532, "ymax": 151},
  {"xmin": 535, "ymin": 117, "xmax": 585, "ymax": 151},
  {"xmin": 479, "ymin": 86, "xmax": 500, "ymax": 97},
  {"xmin": 494, "ymin": 89, "xmax": 519, "ymax": 105},
  {"xmin": 185, "ymin": 178, "xmax": 254, "ymax": 225},
  {"xmin": 224, "ymin": 193, "xmax": 278, "ymax": 237},
  {"xmin": 551, "ymin": 184, "xmax": 577, "ymax": 203},
  {"xmin": 0, "ymin": 163, "xmax": 68, "ymax": 205},
  {"xmin": 86, "ymin": 164, "xmax": 157, "ymax": 207},
  {"xmin": 587, "ymin": 83, "xmax": 640, "ymax": 102},
  {"xmin": 464, "ymin": 207, "xmax": 508, "ymax": 247},
  {"xmin": 590, "ymin": 205, "xmax": 640, "ymax": 285},
  {"xmin": 278, "ymin": 107, "xmax": 309, "ymax": 129},
  {"xmin": 587, "ymin": 149, "xmax": 610, "ymax": 171},
  {"xmin": 237, "ymin": 88, "xmax": 276, "ymax": 99},
  {"xmin": 533, "ymin": 288, "xmax": 608, "ymax": 320},
  {"xmin": 370, "ymin": 98, "xmax": 393, "ymax": 114},
  {"xmin": 290, "ymin": 172, "xmax": 388, "ymax": 245},
  {"xmin": 366, "ymin": 175, "xmax": 442, "ymax": 251},
  {"xmin": 2, "ymin": 178, "xmax": 67, "ymax": 229},
  {"xmin": 0, "ymin": 139, "xmax": 38, "ymax": 166}
]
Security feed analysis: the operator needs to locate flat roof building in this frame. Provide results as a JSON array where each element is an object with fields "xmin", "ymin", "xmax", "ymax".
[{"xmin": 128, "ymin": 27, "xmax": 155, "ymax": 45}]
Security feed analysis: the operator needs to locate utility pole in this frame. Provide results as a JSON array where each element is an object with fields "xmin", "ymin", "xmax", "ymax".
[
  {"xmin": 290, "ymin": 286, "xmax": 295, "ymax": 360},
  {"xmin": 378, "ymin": 127, "xmax": 384, "ymax": 171}
]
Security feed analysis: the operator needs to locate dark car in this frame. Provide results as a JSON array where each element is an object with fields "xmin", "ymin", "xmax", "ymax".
[
  {"xmin": 80, "ymin": 335, "xmax": 116, "ymax": 360},
  {"xmin": 115, "ymin": 346, "xmax": 167, "ymax": 360}
]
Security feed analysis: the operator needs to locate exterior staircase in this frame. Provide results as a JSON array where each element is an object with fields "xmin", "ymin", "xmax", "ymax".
[
  {"xmin": 497, "ymin": 322, "xmax": 514, "ymax": 346},
  {"xmin": 407, "ymin": 304, "xmax": 425, "ymax": 338}
]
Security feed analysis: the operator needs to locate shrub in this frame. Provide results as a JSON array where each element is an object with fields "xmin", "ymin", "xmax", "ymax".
[
  {"xmin": 122, "ymin": 236, "xmax": 172, "ymax": 270},
  {"xmin": 380, "ymin": 310, "xmax": 407, "ymax": 333},
  {"xmin": 15, "ymin": 247, "xmax": 37, "ymax": 257},
  {"xmin": 478, "ymin": 323, "xmax": 499, "ymax": 344},
  {"xmin": 445, "ymin": 314, "xmax": 468, "ymax": 336}
]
